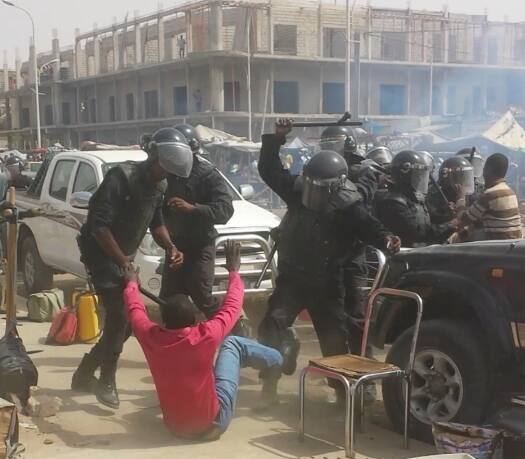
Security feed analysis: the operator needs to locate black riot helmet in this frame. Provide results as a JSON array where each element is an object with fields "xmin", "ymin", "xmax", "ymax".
[
  {"xmin": 174, "ymin": 124, "xmax": 199, "ymax": 143},
  {"xmin": 367, "ymin": 146, "xmax": 393, "ymax": 167},
  {"xmin": 301, "ymin": 150, "xmax": 348, "ymax": 212},
  {"xmin": 456, "ymin": 147, "xmax": 484, "ymax": 179},
  {"xmin": 320, "ymin": 125, "xmax": 364, "ymax": 164},
  {"xmin": 147, "ymin": 127, "xmax": 193, "ymax": 178},
  {"xmin": 438, "ymin": 156, "xmax": 475, "ymax": 196},
  {"xmin": 391, "ymin": 150, "xmax": 431, "ymax": 195}
]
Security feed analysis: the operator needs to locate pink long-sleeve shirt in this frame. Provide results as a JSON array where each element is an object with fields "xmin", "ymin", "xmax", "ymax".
[{"xmin": 124, "ymin": 272, "xmax": 244, "ymax": 435}]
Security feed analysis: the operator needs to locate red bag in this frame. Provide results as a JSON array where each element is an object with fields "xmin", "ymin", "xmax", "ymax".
[{"xmin": 46, "ymin": 307, "xmax": 78, "ymax": 345}]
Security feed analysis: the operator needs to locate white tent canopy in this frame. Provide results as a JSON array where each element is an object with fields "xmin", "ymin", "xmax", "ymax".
[{"xmin": 482, "ymin": 111, "xmax": 525, "ymax": 151}]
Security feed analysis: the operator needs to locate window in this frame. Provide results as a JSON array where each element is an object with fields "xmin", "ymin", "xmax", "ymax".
[
  {"xmin": 379, "ymin": 84, "xmax": 406, "ymax": 115},
  {"xmin": 144, "ymin": 90, "xmax": 159, "ymax": 119},
  {"xmin": 173, "ymin": 86, "xmax": 188, "ymax": 115},
  {"xmin": 73, "ymin": 162, "xmax": 98, "ymax": 194},
  {"xmin": 62, "ymin": 102, "xmax": 71, "ymax": 125},
  {"xmin": 472, "ymin": 87, "xmax": 482, "ymax": 113},
  {"xmin": 447, "ymin": 86, "xmax": 457, "ymax": 114},
  {"xmin": 108, "ymin": 96, "xmax": 116, "ymax": 122},
  {"xmin": 126, "ymin": 93, "xmax": 135, "ymax": 120},
  {"xmin": 224, "ymin": 82, "xmax": 240, "ymax": 111},
  {"xmin": 473, "ymin": 39, "xmax": 483, "ymax": 63},
  {"xmin": 323, "ymin": 28, "xmax": 345, "ymax": 58},
  {"xmin": 323, "ymin": 83, "xmax": 345, "ymax": 114},
  {"xmin": 89, "ymin": 98, "xmax": 97, "ymax": 123},
  {"xmin": 49, "ymin": 160, "xmax": 75, "ymax": 201},
  {"xmin": 274, "ymin": 25, "xmax": 297, "ymax": 55},
  {"xmin": 274, "ymin": 81, "xmax": 299, "ymax": 113},
  {"xmin": 381, "ymin": 32, "xmax": 406, "ymax": 61},
  {"xmin": 20, "ymin": 108, "xmax": 30, "ymax": 128},
  {"xmin": 488, "ymin": 38, "xmax": 498, "ymax": 65},
  {"xmin": 44, "ymin": 105, "xmax": 53, "ymax": 126}
]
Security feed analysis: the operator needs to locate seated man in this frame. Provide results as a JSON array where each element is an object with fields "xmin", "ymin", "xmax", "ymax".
[
  {"xmin": 452, "ymin": 153, "xmax": 522, "ymax": 242},
  {"xmin": 123, "ymin": 240, "xmax": 282, "ymax": 439}
]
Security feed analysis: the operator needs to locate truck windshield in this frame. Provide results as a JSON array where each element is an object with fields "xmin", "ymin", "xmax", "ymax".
[{"xmin": 101, "ymin": 162, "xmax": 242, "ymax": 200}]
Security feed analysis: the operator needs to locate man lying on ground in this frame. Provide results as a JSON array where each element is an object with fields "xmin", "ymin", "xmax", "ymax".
[{"xmin": 123, "ymin": 240, "xmax": 283, "ymax": 439}]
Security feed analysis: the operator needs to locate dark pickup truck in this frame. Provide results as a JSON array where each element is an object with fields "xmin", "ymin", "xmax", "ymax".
[{"xmin": 371, "ymin": 240, "xmax": 525, "ymax": 441}]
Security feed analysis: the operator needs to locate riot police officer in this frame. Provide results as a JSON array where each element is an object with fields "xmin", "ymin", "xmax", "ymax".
[
  {"xmin": 427, "ymin": 156, "xmax": 475, "ymax": 225},
  {"xmin": 367, "ymin": 146, "xmax": 393, "ymax": 168},
  {"xmin": 320, "ymin": 126, "xmax": 380, "ymax": 206},
  {"xmin": 174, "ymin": 123, "xmax": 204, "ymax": 155},
  {"xmin": 457, "ymin": 147, "xmax": 484, "ymax": 199},
  {"xmin": 375, "ymin": 150, "xmax": 456, "ymax": 248},
  {"xmin": 257, "ymin": 119, "xmax": 401, "ymax": 409},
  {"xmin": 160, "ymin": 126, "xmax": 234, "ymax": 319},
  {"xmin": 72, "ymin": 127, "xmax": 188, "ymax": 409}
]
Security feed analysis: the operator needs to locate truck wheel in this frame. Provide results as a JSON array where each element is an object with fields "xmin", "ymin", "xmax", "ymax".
[
  {"xmin": 21, "ymin": 236, "xmax": 53, "ymax": 294},
  {"xmin": 383, "ymin": 319, "xmax": 490, "ymax": 443}
]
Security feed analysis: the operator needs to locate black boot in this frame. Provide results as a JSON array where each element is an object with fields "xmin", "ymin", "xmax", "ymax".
[
  {"xmin": 253, "ymin": 377, "xmax": 279, "ymax": 413},
  {"xmin": 95, "ymin": 361, "xmax": 120, "ymax": 409},
  {"xmin": 280, "ymin": 328, "xmax": 301, "ymax": 376},
  {"xmin": 71, "ymin": 353, "xmax": 99, "ymax": 393}
]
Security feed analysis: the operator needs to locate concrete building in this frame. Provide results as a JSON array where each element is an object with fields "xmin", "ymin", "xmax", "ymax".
[{"xmin": 2, "ymin": 0, "xmax": 525, "ymax": 149}]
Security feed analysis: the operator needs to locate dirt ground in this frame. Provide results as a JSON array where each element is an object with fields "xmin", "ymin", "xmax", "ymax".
[{"xmin": 7, "ymin": 276, "xmax": 437, "ymax": 459}]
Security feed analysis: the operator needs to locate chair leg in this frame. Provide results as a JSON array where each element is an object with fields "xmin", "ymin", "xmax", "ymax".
[
  {"xmin": 403, "ymin": 375, "xmax": 411, "ymax": 449},
  {"xmin": 358, "ymin": 385, "xmax": 365, "ymax": 433},
  {"xmin": 349, "ymin": 387, "xmax": 356, "ymax": 459},
  {"xmin": 299, "ymin": 369, "xmax": 307, "ymax": 442}
]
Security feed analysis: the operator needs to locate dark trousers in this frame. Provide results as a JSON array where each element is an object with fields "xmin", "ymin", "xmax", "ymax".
[
  {"xmin": 87, "ymin": 286, "xmax": 131, "ymax": 369},
  {"xmin": 258, "ymin": 274, "xmax": 349, "ymax": 390},
  {"xmin": 160, "ymin": 243, "xmax": 218, "ymax": 318}
]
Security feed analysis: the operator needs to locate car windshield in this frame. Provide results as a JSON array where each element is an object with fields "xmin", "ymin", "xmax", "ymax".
[
  {"xmin": 101, "ymin": 162, "xmax": 242, "ymax": 200},
  {"xmin": 29, "ymin": 163, "xmax": 42, "ymax": 172}
]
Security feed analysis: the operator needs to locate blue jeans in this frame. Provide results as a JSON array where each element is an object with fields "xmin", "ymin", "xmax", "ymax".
[{"xmin": 214, "ymin": 336, "xmax": 283, "ymax": 431}]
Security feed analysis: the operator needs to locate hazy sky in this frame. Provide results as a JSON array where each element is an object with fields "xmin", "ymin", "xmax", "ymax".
[{"xmin": 1, "ymin": 0, "xmax": 525, "ymax": 66}]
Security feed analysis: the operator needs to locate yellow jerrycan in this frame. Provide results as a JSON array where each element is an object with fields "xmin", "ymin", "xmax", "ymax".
[{"xmin": 73, "ymin": 289, "xmax": 100, "ymax": 344}]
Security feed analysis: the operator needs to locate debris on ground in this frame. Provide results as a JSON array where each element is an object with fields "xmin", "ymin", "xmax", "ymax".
[{"xmin": 26, "ymin": 387, "xmax": 62, "ymax": 418}]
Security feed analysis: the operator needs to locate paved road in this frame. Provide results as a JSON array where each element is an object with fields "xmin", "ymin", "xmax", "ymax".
[{"xmin": 9, "ymin": 277, "xmax": 436, "ymax": 459}]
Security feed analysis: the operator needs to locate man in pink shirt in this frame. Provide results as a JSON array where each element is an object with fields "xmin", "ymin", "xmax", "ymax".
[{"xmin": 123, "ymin": 241, "xmax": 282, "ymax": 438}]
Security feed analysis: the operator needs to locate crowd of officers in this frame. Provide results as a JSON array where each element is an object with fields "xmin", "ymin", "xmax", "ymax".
[{"xmin": 70, "ymin": 116, "xmax": 519, "ymax": 422}]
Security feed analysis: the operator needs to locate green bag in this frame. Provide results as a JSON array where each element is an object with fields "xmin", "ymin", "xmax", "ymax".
[{"xmin": 27, "ymin": 288, "xmax": 64, "ymax": 322}]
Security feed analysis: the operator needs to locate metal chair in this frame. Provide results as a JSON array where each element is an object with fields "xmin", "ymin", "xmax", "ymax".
[{"xmin": 298, "ymin": 251, "xmax": 424, "ymax": 458}]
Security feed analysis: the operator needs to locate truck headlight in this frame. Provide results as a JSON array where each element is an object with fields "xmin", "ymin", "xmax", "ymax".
[{"xmin": 139, "ymin": 233, "xmax": 164, "ymax": 257}]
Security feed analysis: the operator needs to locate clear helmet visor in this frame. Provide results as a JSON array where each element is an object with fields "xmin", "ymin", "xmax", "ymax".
[
  {"xmin": 410, "ymin": 167, "xmax": 430, "ymax": 195},
  {"xmin": 301, "ymin": 175, "xmax": 344, "ymax": 212},
  {"xmin": 450, "ymin": 167, "xmax": 475, "ymax": 195},
  {"xmin": 470, "ymin": 156, "xmax": 484, "ymax": 179},
  {"xmin": 157, "ymin": 141, "xmax": 193, "ymax": 178}
]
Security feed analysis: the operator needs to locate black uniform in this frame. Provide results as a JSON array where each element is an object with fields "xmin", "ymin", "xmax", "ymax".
[
  {"xmin": 426, "ymin": 181, "xmax": 455, "ymax": 225},
  {"xmin": 161, "ymin": 155, "xmax": 234, "ymax": 317},
  {"xmin": 79, "ymin": 162, "xmax": 166, "ymax": 369},
  {"xmin": 257, "ymin": 134, "xmax": 391, "ymax": 382},
  {"xmin": 375, "ymin": 183, "xmax": 454, "ymax": 247}
]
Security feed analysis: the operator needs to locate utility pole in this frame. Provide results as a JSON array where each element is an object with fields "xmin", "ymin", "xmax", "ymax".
[
  {"xmin": 247, "ymin": 8, "xmax": 252, "ymax": 142},
  {"xmin": 345, "ymin": 0, "xmax": 358, "ymax": 114},
  {"xmin": 3, "ymin": 1, "xmax": 41, "ymax": 147}
]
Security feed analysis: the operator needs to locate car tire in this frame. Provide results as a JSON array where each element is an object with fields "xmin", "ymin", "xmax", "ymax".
[
  {"xmin": 21, "ymin": 235, "xmax": 54, "ymax": 294},
  {"xmin": 383, "ymin": 319, "xmax": 490, "ymax": 443}
]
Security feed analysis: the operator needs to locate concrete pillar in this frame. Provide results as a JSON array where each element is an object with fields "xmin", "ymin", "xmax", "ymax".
[
  {"xmin": 52, "ymin": 29, "xmax": 61, "ymax": 126},
  {"xmin": 406, "ymin": 11, "xmax": 412, "ymax": 61},
  {"xmin": 482, "ymin": 22, "xmax": 489, "ymax": 65},
  {"xmin": 407, "ymin": 69, "xmax": 412, "ymax": 115},
  {"xmin": 442, "ymin": 14, "xmax": 449, "ymax": 63},
  {"xmin": 135, "ymin": 22, "xmax": 142, "ymax": 65},
  {"xmin": 93, "ymin": 23, "xmax": 100, "ymax": 75},
  {"xmin": 158, "ymin": 17, "xmax": 165, "ymax": 62},
  {"xmin": 113, "ymin": 29, "xmax": 120, "ymax": 71},
  {"xmin": 15, "ymin": 48, "xmax": 22, "ymax": 89},
  {"xmin": 28, "ymin": 40, "xmax": 36, "ymax": 88},
  {"xmin": 209, "ymin": 2, "xmax": 223, "ymax": 51},
  {"xmin": 73, "ymin": 28, "xmax": 84, "ymax": 79},
  {"xmin": 52, "ymin": 29, "xmax": 61, "ymax": 81},
  {"xmin": 318, "ymin": 4, "xmax": 323, "ymax": 58},
  {"xmin": 185, "ymin": 12, "xmax": 193, "ymax": 53},
  {"xmin": 2, "ymin": 50, "xmax": 8, "ymax": 92},
  {"xmin": 319, "ymin": 63, "xmax": 324, "ymax": 113},
  {"xmin": 209, "ymin": 60, "xmax": 224, "ymax": 111},
  {"xmin": 268, "ymin": 7, "xmax": 274, "ymax": 54}
]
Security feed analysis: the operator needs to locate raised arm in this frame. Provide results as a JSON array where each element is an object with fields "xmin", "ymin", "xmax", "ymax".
[{"xmin": 258, "ymin": 119, "xmax": 299, "ymax": 205}]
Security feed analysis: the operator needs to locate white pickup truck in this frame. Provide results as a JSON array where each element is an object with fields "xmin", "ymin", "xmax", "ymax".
[{"xmin": 15, "ymin": 149, "xmax": 280, "ymax": 301}]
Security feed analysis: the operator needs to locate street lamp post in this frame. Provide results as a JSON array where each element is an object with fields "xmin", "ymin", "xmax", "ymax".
[{"xmin": 2, "ymin": 0, "xmax": 41, "ymax": 148}]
